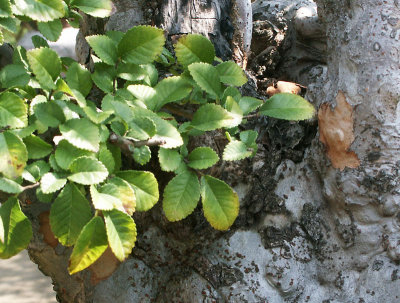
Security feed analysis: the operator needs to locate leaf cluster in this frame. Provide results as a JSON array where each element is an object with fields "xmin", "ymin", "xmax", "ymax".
[{"xmin": 0, "ymin": 6, "xmax": 315, "ymax": 275}]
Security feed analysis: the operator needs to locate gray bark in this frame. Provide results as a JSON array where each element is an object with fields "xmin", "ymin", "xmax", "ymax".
[{"xmin": 25, "ymin": 0, "xmax": 400, "ymax": 302}]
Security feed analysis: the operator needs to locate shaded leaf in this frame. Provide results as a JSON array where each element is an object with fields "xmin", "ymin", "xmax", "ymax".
[
  {"xmin": 0, "ymin": 92, "xmax": 27, "ymax": 129},
  {"xmin": 188, "ymin": 147, "xmax": 219, "ymax": 169},
  {"xmin": 174, "ymin": 34, "xmax": 215, "ymax": 68},
  {"xmin": 188, "ymin": 62, "xmax": 221, "ymax": 98},
  {"xmin": 216, "ymin": 61, "xmax": 247, "ymax": 86},
  {"xmin": 0, "ymin": 131, "xmax": 28, "ymax": 179},
  {"xmin": 23, "ymin": 135, "xmax": 52, "ymax": 159}
]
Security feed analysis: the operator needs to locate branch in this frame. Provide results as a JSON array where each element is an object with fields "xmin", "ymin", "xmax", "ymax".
[{"xmin": 109, "ymin": 133, "xmax": 166, "ymax": 156}]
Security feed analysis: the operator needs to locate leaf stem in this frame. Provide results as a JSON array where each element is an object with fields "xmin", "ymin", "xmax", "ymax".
[{"xmin": 109, "ymin": 133, "xmax": 166, "ymax": 156}]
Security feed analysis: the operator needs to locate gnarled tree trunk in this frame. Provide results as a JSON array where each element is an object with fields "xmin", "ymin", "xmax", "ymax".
[{"xmin": 26, "ymin": 0, "xmax": 400, "ymax": 302}]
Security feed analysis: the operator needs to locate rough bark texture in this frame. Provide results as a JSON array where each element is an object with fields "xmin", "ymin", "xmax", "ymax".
[{"xmin": 25, "ymin": 0, "xmax": 400, "ymax": 302}]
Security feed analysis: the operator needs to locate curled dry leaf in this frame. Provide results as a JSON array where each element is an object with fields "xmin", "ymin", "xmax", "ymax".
[
  {"xmin": 318, "ymin": 91, "xmax": 360, "ymax": 170},
  {"xmin": 267, "ymin": 81, "xmax": 302, "ymax": 96},
  {"xmin": 39, "ymin": 211, "xmax": 58, "ymax": 248},
  {"xmin": 89, "ymin": 246, "xmax": 120, "ymax": 285}
]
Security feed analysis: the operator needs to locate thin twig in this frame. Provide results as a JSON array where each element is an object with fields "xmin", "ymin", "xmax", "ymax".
[
  {"xmin": 243, "ymin": 113, "xmax": 260, "ymax": 120},
  {"xmin": 109, "ymin": 133, "xmax": 166, "ymax": 156},
  {"xmin": 164, "ymin": 104, "xmax": 193, "ymax": 120},
  {"xmin": 0, "ymin": 126, "xmax": 10, "ymax": 133}
]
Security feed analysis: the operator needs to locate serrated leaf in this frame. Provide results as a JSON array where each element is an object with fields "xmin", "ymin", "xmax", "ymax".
[
  {"xmin": 23, "ymin": 135, "xmax": 52, "ymax": 159},
  {"xmin": 49, "ymin": 183, "xmax": 92, "ymax": 246},
  {"xmin": 259, "ymin": 93, "xmax": 315, "ymax": 120},
  {"xmin": 175, "ymin": 34, "xmax": 215, "ymax": 68},
  {"xmin": 68, "ymin": 156, "xmax": 108, "ymax": 185},
  {"xmin": 98, "ymin": 144, "xmax": 115, "ymax": 173},
  {"xmin": 27, "ymin": 47, "xmax": 61, "ymax": 90},
  {"xmin": 15, "ymin": 0, "xmax": 65, "ymax": 22},
  {"xmin": 55, "ymin": 140, "xmax": 94, "ymax": 170},
  {"xmin": 22, "ymin": 160, "xmax": 50, "ymax": 183},
  {"xmin": 201, "ymin": 175, "xmax": 239, "ymax": 231},
  {"xmin": 239, "ymin": 96, "xmax": 264, "ymax": 115},
  {"xmin": 90, "ymin": 185, "xmax": 123, "ymax": 211},
  {"xmin": 133, "ymin": 146, "xmax": 151, "ymax": 166},
  {"xmin": 40, "ymin": 172, "xmax": 67, "ymax": 194},
  {"xmin": 68, "ymin": 216, "xmax": 108, "ymax": 274},
  {"xmin": 0, "ymin": 64, "xmax": 30, "ymax": 88},
  {"xmin": 225, "ymin": 96, "xmax": 243, "ymax": 125},
  {"xmin": 223, "ymin": 140, "xmax": 253, "ymax": 161},
  {"xmin": 0, "ymin": 131, "xmax": 28, "ymax": 179},
  {"xmin": 33, "ymin": 101, "xmax": 66, "ymax": 128},
  {"xmin": 104, "ymin": 209, "xmax": 136, "ymax": 261},
  {"xmin": 59, "ymin": 118, "xmax": 100, "ymax": 152},
  {"xmin": 0, "ymin": 92, "xmax": 27, "ymax": 129},
  {"xmin": 70, "ymin": 0, "xmax": 112, "ymax": 17},
  {"xmin": 188, "ymin": 62, "xmax": 221, "ymax": 98},
  {"xmin": 131, "ymin": 107, "xmax": 183, "ymax": 149},
  {"xmin": 0, "ymin": 177, "xmax": 23, "ymax": 194},
  {"xmin": 187, "ymin": 147, "xmax": 219, "ymax": 169},
  {"xmin": 37, "ymin": 19, "xmax": 62, "ymax": 41},
  {"xmin": 158, "ymin": 148, "xmax": 181, "ymax": 172},
  {"xmin": 126, "ymin": 84, "xmax": 156, "ymax": 105},
  {"xmin": 191, "ymin": 103, "xmax": 238, "ymax": 131},
  {"xmin": 216, "ymin": 61, "xmax": 247, "ymax": 86},
  {"xmin": 116, "ymin": 170, "xmax": 159, "ymax": 211},
  {"xmin": 0, "ymin": 197, "xmax": 32, "ymax": 259},
  {"xmin": 31, "ymin": 35, "xmax": 49, "ymax": 48},
  {"xmin": 86, "ymin": 35, "xmax": 117, "ymax": 65},
  {"xmin": 107, "ymin": 177, "xmax": 136, "ymax": 215},
  {"xmin": 0, "ymin": 0, "xmax": 11, "ymax": 17},
  {"xmin": 163, "ymin": 171, "xmax": 200, "ymax": 221},
  {"xmin": 116, "ymin": 63, "xmax": 147, "ymax": 82},
  {"xmin": 118, "ymin": 25, "xmax": 165, "ymax": 64},
  {"xmin": 151, "ymin": 76, "xmax": 193, "ymax": 111},
  {"xmin": 91, "ymin": 62, "xmax": 114, "ymax": 93},
  {"xmin": 83, "ymin": 104, "xmax": 112, "ymax": 125},
  {"xmin": 66, "ymin": 62, "xmax": 92, "ymax": 97},
  {"xmin": 240, "ymin": 130, "xmax": 258, "ymax": 146},
  {"xmin": 0, "ymin": 17, "xmax": 17, "ymax": 33}
]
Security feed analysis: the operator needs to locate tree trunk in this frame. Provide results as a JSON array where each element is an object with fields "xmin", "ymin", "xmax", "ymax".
[{"xmin": 26, "ymin": 0, "xmax": 400, "ymax": 302}]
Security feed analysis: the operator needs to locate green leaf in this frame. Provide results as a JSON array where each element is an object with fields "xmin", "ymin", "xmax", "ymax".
[
  {"xmin": 86, "ymin": 35, "xmax": 117, "ymax": 65},
  {"xmin": 216, "ymin": 61, "xmax": 247, "ymax": 86},
  {"xmin": 27, "ymin": 47, "xmax": 61, "ymax": 90},
  {"xmin": 90, "ymin": 185, "xmax": 123, "ymax": 211},
  {"xmin": 70, "ymin": 0, "xmax": 112, "ymax": 18},
  {"xmin": 259, "ymin": 93, "xmax": 315, "ymax": 120},
  {"xmin": 126, "ymin": 84, "xmax": 156, "ymax": 106},
  {"xmin": 133, "ymin": 146, "xmax": 151, "ymax": 165},
  {"xmin": 0, "ymin": 92, "xmax": 27, "ymax": 129},
  {"xmin": 240, "ymin": 130, "xmax": 258, "ymax": 146},
  {"xmin": 40, "ymin": 172, "xmax": 67, "ymax": 194},
  {"xmin": 188, "ymin": 62, "xmax": 221, "ymax": 98},
  {"xmin": 151, "ymin": 76, "xmax": 192, "ymax": 111},
  {"xmin": 0, "ymin": 177, "xmax": 23, "ymax": 194},
  {"xmin": 0, "ymin": 197, "xmax": 32, "ymax": 259},
  {"xmin": 14, "ymin": 0, "xmax": 65, "ymax": 22},
  {"xmin": 59, "ymin": 118, "xmax": 100, "ymax": 152},
  {"xmin": 201, "ymin": 175, "xmax": 239, "ymax": 231},
  {"xmin": 91, "ymin": 62, "xmax": 114, "ymax": 93},
  {"xmin": 158, "ymin": 148, "xmax": 181, "ymax": 172},
  {"xmin": 68, "ymin": 156, "xmax": 108, "ymax": 185},
  {"xmin": 238, "ymin": 96, "xmax": 264, "ymax": 115},
  {"xmin": 116, "ymin": 63, "xmax": 147, "ymax": 82},
  {"xmin": 0, "ymin": 131, "xmax": 28, "ymax": 179},
  {"xmin": 0, "ymin": 64, "xmax": 30, "ymax": 88},
  {"xmin": 104, "ymin": 209, "xmax": 136, "ymax": 261},
  {"xmin": 191, "ymin": 103, "xmax": 238, "ymax": 131},
  {"xmin": 66, "ymin": 62, "xmax": 92, "ymax": 97},
  {"xmin": 107, "ymin": 177, "xmax": 136, "ymax": 215},
  {"xmin": 50, "ymin": 183, "xmax": 92, "ymax": 246},
  {"xmin": 175, "ymin": 34, "xmax": 215, "ymax": 68},
  {"xmin": 68, "ymin": 216, "xmax": 108, "ymax": 274},
  {"xmin": 116, "ymin": 170, "xmax": 159, "ymax": 211},
  {"xmin": 31, "ymin": 35, "xmax": 49, "ymax": 48},
  {"xmin": 223, "ymin": 140, "xmax": 253, "ymax": 161},
  {"xmin": 33, "ymin": 101, "xmax": 66, "ymax": 128},
  {"xmin": 37, "ymin": 19, "xmax": 62, "ymax": 42},
  {"xmin": 23, "ymin": 135, "xmax": 52, "ymax": 159},
  {"xmin": 118, "ymin": 25, "xmax": 165, "ymax": 64},
  {"xmin": 22, "ymin": 160, "xmax": 50, "ymax": 183},
  {"xmin": 187, "ymin": 147, "xmax": 219, "ymax": 170},
  {"xmin": 0, "ymin": 0, "xmax": 11, "ymax": 17},
  {"xmin": 98, "ymin": 144, "xmax": 115, "ymax": 173},
  {"xmin": 55, "ymin": 140, "xmax": 94, "ymax": 170},
  {"xmin": 83, "ymin": 104, "xmax": 112, "ymax": 125},
  {"xmin": 163, "ymin": 171, "xmax": 200, "ymax": 221},
  {"xmin": 131, "ymin": 107, "xmax": 183, "ymax": 149},
  {"xmin": 0, "ymin": 17, "xmax": 17, "ymax": 33},
  {"xmin": 127, "ymin": 117, "xmax": 156, "ymax": 141}
]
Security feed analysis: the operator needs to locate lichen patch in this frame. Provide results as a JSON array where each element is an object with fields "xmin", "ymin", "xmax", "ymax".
[{"xmin": 318, "ymin": 91, "xmax": 360, "ymax": 170}]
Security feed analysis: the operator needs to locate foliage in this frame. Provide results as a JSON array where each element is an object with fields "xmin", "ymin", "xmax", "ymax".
[{"xmin": 0, "ymin": 1, "xmax": 315, "ymax": 275}]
